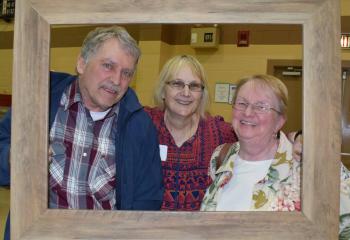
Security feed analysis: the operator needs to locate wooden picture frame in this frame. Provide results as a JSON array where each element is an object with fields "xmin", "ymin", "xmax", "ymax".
[{"xmin": 11, "ymin": 0, "xmax": 340, "ymax": 239}]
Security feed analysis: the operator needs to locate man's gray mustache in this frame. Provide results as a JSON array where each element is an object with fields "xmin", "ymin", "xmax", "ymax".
[{"xmin": 101, "ymin": 82, "xmax": 120, "ymax": 93}]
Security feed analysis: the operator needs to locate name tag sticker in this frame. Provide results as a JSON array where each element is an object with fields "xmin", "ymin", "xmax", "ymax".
[{"xmin": 159, "ymin": 144, "xmax": 168, "ymax": 161}]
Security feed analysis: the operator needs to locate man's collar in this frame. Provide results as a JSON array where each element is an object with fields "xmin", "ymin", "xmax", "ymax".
[{"xmin": 62, "ymin": 79, "xmax": 83, "ymax": 111}]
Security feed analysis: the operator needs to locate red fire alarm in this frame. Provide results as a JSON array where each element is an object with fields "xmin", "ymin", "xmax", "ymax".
[{"xmin": 237, "ymin": 30, "xmax": 250, "ymax": 47}]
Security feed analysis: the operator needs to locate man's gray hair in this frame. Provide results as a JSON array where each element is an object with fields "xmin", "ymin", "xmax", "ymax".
[{"xmin": 80, "ymin": 25, "xmax": 141, "ymax": 64}]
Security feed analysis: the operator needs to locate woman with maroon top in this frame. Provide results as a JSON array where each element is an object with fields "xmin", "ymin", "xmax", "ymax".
[{"xmin": 144, "ymin": 55, "xmax": 237, "ymax": 211}]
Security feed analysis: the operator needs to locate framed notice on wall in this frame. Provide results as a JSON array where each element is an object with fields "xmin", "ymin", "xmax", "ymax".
[
  {"xmin": 214, "ymin": 83, "xmax": 230, "ymax": 103},
  {"xmin": 228, "ymin": 84, "xmax": 237, "ymax": 104}
]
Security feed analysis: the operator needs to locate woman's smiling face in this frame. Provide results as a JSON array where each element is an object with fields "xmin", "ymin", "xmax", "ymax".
[
  {"xmin": 163, "ymin": 65, "xmax": 203, "ymax": 119},
  {"xmin": 232, "ymin": 81, "xmax": 286, "ymax": 144}
]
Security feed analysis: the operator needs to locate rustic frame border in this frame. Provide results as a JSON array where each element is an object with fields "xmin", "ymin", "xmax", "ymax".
[{"xmin": 11, "ymin": 0, "xmax": 340, "ymax": 239}]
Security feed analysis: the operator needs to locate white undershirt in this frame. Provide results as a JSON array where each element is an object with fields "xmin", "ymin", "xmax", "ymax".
[
  {"xmin": 216, "ymin": 155, "xmax": 273, "ymax": 211},
  {"xmin": 90, "ymin": 108, "xmax": 111, "ymax": 121}
]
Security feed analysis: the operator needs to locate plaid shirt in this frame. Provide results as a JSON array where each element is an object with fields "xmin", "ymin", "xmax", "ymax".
[{"xmin": 49, "ymin": 80, "xmax": 118, "ymax": 209}]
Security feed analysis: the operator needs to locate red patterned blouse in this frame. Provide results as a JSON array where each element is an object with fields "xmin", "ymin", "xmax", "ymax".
[{"xmin": 145, "ymin": 107, "xmax": 237, "ymax": 211}]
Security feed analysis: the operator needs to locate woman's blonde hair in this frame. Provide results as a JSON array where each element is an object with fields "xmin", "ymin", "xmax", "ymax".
[
  {"xmin": 233, "ymin": 74, "xmax": 288, "ymax": 117},
  {"xmin": 154, "ymin": 55, "xmax": 209, "ymax": 118}
]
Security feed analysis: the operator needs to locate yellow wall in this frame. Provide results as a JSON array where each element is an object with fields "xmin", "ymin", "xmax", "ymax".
[
  {"xmin": 0, "ymin": 187, "xmax": 9, "ymax": 238},
  {"xmin": 342, "ymin": 50, "xmax": 350, "ymax": 60},
  {"xmin": 0, "ymin": 47, "xmax": 79, "ymax": 94},
  {"xmin": 50, "ymin": 47, "xmax": 80, "ymax": 74},
  {"xmin": 0, "ymin": 22, "xmax": 16, "ymax": 94},
  {"xmin": 0, "ymin": 49, "xmax": 13, "ymax": 94},
  {"xmin": 342, "ymin": 0, "xmax": 350, "ymax": 16},
  {"xmin": 135, "ymin": 40, "xmax": 164, "ymax": 106}
]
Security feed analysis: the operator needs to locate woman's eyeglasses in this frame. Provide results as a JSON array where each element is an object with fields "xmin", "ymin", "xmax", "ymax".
[
  {"xmin": 233, "ymin": 101, "xmax": 281, "ymax": 114},
  {"xmin": 166, "ymin": 80, "xmax": 204, "ymax": 92}
]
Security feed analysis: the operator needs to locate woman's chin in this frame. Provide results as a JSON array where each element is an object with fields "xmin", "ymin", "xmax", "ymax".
[{"xmin": 237, "ymin": 132, "xmax": 258, "ymax": 142}]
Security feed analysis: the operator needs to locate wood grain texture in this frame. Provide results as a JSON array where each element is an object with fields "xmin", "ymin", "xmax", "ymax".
[
  {"xmin": 11, "ymin": 0, "xmax": 340, "ymax": 239},
  {"xmin": 11, "ymin": 0, "xmax": 50, "ymax": 239},
  {"xmin": 29, "ymin": 0, "xmax": 319, "ymax": 24},
  {"xmin": 24, "ymin": 211, "xmax": 323, "ymax": 239},
  {"xmin": 303, "ymin": 1, "xmax": 341, "ymax": 239}
]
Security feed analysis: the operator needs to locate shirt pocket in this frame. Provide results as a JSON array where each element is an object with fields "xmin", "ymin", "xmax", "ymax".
[
  {"xmin": 88, "ymin": 156, "xmax": 116, "ymax": 203},
  {"xmin": 49, "ymin": 142, "xmax": 67, "ymax": 186}
]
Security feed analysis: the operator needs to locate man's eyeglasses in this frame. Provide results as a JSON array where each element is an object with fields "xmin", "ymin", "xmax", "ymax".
[
  {"xmin": 233, "ymin": 101, "xmax": 281, "ymax": 114},
  {"xmin": 166, "ymin": 80, "xmax": 204, "ymax": 92}
]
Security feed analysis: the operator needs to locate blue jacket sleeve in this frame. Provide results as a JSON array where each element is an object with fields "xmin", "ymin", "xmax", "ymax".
[
  {"xmin": 0, "ymin": 109, "xmax": 11, "ymax": 186},
  {"xmin": 0, "ymin": 71, "xmax": 72, "ymax": 186},
  {"xmin": 133, "ymin": 117, "xmax": 164, "ymax": 210}
]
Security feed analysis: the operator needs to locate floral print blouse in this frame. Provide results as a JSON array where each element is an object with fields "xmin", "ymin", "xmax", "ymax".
[
  {"xmin": 200, "ymin": 131, "xmax": 301, "ymax": 211},
  {"xmin": 200, "ymin": 131, "xmax": 350, "ymax": 239},
  {"xmin": 340, "ymin": 164, "xmax": 350, "ymax": 239}
]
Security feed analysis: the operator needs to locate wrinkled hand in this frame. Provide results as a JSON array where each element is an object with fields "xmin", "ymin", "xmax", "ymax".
[{"xmin": 288, "ymin": 131, "xmax": 303, "ymax": 161}]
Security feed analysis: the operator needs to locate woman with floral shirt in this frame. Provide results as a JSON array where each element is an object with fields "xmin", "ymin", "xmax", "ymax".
[
  {"xmin": 338, "ymin": 160, "xmax": 350, "ymax": 239},
  {"xmin": 200, "ymin": 74, "xmax": 350, "ymax": 239},
  {"xmin": 201, "ymin": 74, "xmax": 300, "ymax": 211},
  {"xmin": 201, "ymin": 130, "xmax": 301, "ymax": 211}
]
